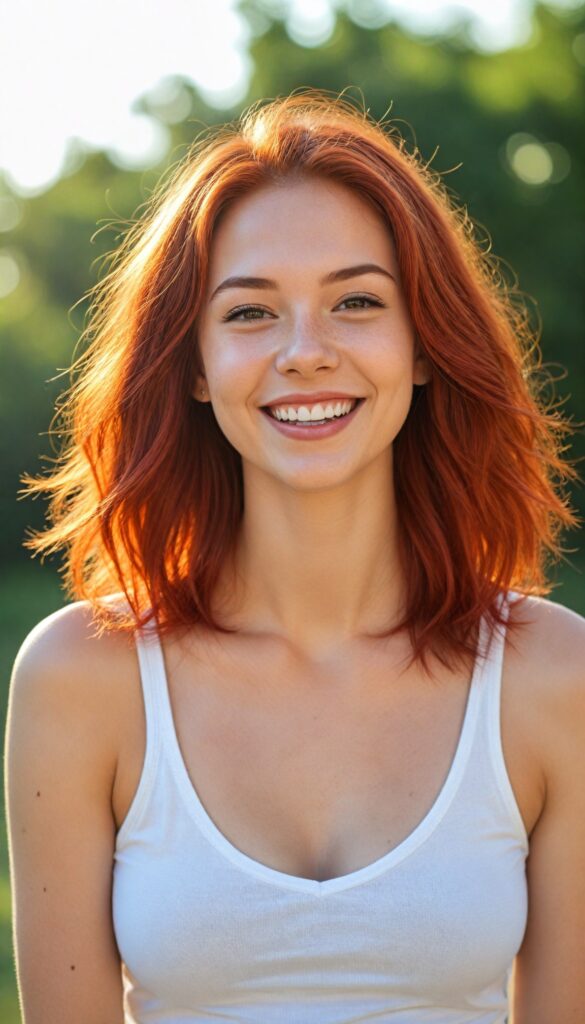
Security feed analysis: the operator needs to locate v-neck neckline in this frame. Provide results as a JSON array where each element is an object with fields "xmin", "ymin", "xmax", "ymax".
[{"xmin": 145, "ymin": 617, "xmax": 491, "ymax": 896}]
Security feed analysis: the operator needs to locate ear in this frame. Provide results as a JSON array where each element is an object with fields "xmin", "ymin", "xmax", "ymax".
[
  {"xmin": 192, "ymin": 372, "xmax": 210, "ymax": 402},
  {"xmin": 413, "ymin": 341, "xmax": 432, "ymax": 386}
]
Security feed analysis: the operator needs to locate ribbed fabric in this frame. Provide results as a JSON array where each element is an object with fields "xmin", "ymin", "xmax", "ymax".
[{"xmin": 112, "ymin": 591, "xmax": 528, "ymax": 1023}]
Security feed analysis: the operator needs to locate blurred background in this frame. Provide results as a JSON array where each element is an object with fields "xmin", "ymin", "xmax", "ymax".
[{"xmin": 1, "ymin": 0, "xmax": 583, "ymax": 1017}]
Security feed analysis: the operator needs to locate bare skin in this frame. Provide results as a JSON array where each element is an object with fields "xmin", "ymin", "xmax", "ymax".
[
  {"xmin": 110, "ymin": 611, "xmax": 546, "ymax": 880},
  {"xmin": 193, "ymin": 177, "xmax": 429, "ymax": 654},
  {"xmin": 6, "ymin": 177, "xmax": 585, "ymax": 1023}
]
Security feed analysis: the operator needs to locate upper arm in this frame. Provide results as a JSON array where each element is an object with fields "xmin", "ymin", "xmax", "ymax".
[
  {"xmin": 510, "ymin": 600, "xmax": 585, "ymax": 1024},
  {"xmin": 4, "ymin": 603, "xmax": 130, "ymax": 1024}
]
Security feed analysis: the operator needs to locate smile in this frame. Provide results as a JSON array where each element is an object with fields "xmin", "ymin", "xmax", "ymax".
[
  {"xmin": 267, "ymin": 398, "xmax": 358, "ymax": 423},
  {"xmin": 260, "ymin": 398, "xmax": 365, "ymax": 440}
]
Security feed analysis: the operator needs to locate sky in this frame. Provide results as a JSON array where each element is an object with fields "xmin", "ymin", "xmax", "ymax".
[{"xmin": 0, "ymin": 0, "xmax": 581, "ymax": 195}]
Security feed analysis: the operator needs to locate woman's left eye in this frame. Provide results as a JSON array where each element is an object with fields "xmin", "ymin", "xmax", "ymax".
[{"xmin": 336, "ymin": 294, "xmax": 385, "ymax": 311}]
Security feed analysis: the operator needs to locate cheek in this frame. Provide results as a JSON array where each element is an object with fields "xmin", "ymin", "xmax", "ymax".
[
  {"xmin": 201, "ymin": 333, "xmax": 257, "ymax": 402},
  {"xmin": 366, "ymin": 338, "xmax": 417, "ymax": 435},
  {"xmin": 366, "ymin": 330, "xmax": 416, "ymax": 390},
  {"xmin": 201, "ymin": 344, "xmax": 263, "ymax": 450}
]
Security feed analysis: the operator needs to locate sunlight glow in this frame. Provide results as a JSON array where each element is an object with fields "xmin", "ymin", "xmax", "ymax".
[
  {"xmin": 0, "ymin": 197, "xmax": 23, "ymax": 232},
  {"xmin": 505, "ymin": 132, "xmax": 572, "ymax": 185},
  {"xmin": 0, "ymin": 0, "xmax": 250, "ymax": 195},
  {"xmin": 0, "ymin": 251, "xmax": 21, "ymax": 298},
  {"xmin": 0, "ymin": 0, "xmax": 579, "ymax": 195}
]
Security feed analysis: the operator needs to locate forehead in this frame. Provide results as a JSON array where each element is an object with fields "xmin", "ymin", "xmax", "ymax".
[{"xmin": 208, "ymin": 177, "xmax": 396, "ymax": 277}]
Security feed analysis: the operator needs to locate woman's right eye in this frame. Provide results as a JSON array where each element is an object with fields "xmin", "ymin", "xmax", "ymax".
[{"xmin": 222, "ymin": 305, "xmax": 274, "ymax": 322}]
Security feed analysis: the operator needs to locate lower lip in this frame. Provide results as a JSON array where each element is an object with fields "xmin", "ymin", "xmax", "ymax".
[{"xmin": 260, "ymin": 400, "xmax": 364, "ymax": 440}]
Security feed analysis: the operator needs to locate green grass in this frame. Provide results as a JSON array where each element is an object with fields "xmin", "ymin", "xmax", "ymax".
[{"xmin": 0, "ymin": 556, "xmax": 583, "ymax": 1022}]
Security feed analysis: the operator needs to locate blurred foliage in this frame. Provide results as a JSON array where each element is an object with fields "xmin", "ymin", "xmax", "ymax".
[{"xmin": 0, "ymin": 0, "xmax": 583, "ymax": 591}]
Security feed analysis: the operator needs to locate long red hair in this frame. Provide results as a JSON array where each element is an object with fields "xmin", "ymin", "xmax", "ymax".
[{"xmin": 23, "ymin": 91, "xmax": 579, "ymax": 669}]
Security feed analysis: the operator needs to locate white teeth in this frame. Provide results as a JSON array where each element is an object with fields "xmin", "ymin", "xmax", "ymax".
[{"xmin": 271, "ymin": 399, "xmax": 357, "ymax": 422}]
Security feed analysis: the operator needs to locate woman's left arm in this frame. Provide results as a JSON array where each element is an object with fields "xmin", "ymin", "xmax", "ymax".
[{"xmin": 510, "ymin": 601, "xmax": 585, "ymax": 1024}]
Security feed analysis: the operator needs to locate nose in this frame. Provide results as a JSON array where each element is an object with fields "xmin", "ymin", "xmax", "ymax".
[{"xmin": 274, "ymin": 312, "xmax": 340, "ymax": 377}]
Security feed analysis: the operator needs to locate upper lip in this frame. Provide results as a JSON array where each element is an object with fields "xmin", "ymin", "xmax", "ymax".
[{"xmin": 261, "ymin": 392, "xmax": 363, "ymax": 408}]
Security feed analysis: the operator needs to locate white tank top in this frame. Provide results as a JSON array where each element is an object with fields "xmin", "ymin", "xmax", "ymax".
[{"xmin": 112, "ymin": 590, "xmax": 529, "ymax": 1023}]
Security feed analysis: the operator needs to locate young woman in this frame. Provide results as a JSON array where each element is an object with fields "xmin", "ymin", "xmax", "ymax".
[{"xmin": 5, "ymin": 92, "xmax": 584, "ymax": 1024}]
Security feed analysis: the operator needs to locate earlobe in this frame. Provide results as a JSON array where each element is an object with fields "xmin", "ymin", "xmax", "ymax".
[
  {"xmin": 414, "ymin": 352, "xmax": 432, "ymax": 386},
  {"xmin": 414, "ymin": 365, "xmax": 432, "ymax": 386},
  {"xmin": 193, "ymin": 374, "xmax": 209, "ymax": 402}
]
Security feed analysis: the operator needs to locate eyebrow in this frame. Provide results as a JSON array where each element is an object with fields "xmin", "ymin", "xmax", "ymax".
[{"xmin": 209, "ymin": 263, "xmax": 396, "ymax": 302}]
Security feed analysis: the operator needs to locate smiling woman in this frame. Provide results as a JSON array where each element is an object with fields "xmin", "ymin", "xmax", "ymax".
[
  {"xmin": 16, "ymin": 94, "xmax": 577, "ymax": 657},
  {"xmin": 5, "ymin": 91, "xmax": 585, "ymax": 1024},
  {"xmin": 194, "ymin": 176, "xmax": 430, "ymax": 500}
]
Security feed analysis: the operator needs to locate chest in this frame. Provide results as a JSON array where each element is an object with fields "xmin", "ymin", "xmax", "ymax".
[{"xmin": 112, "ymin": 636, "xmax": 543, "ymax": 883}]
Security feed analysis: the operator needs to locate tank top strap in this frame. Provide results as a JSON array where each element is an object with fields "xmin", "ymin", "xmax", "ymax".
[
  {"xmin": 472, "ymin": 589, "xmax": 510, "ymax": 719},
  {"xmin": 116, "ymin": 618, "xmax": 169, "ymax": 843},
  {"xmin": 477, "ymin": 589, "xmax": 529, "ymax": 850},
  {"xmin": 479, "ymin": 588, "xmax": 510, "ymax": 669},
  {"xmin": 134, "ymin": 617, "xmax": 169, "ymax": 752}
]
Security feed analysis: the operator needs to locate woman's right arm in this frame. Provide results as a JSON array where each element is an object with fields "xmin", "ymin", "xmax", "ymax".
[{"xmin": 4, "ymin": 603, "xmax": 128, "ymax": 1024}]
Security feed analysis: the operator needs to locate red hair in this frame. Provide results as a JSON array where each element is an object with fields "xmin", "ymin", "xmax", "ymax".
[{"xmin": 23, "ymin": 90, "xmax": 579, "ymax": 669}]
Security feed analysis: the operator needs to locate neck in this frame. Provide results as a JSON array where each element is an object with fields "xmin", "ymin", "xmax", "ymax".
[{"xmin": 216, "ymin": 451, "xmax": 406, "ymax": 659}]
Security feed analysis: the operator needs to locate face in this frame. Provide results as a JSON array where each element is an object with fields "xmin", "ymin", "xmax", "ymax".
[{"xmin": 195, "ymin": 176, "xmax": 430, "ymax": 491}]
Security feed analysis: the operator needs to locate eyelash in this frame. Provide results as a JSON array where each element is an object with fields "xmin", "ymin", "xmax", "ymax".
[
  {"xmin": 222, "ymin": 305, "xmax": 270, "ymax": 322},
  {"xmin": 222, "ymin": 293, "xmax": 386, "ymax": 322},
  {"xmin": 338, "ymin": 294, "xmax": 386, "ymax": 312}
]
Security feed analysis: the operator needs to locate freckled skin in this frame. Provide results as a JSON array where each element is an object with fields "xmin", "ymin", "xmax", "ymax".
[{"xmin": 196, "ymin": 178, "xmax": 431, "ymax": 498}]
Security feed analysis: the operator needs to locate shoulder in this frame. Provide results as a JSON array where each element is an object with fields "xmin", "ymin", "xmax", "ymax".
[
  {"xmin": 8, "ymin": 598, "xmax": 138, "ymax": 762},
  {"xmin": 505, "ymin": 593, "xmax": 585, "ymax": 786},
  {"xmin": 11, "ymin": 597, "xmax": 137, "ymax": 684},
  {"xmin": 506, "ymin": 592, "xmax": 585, "ymax": 692}
]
